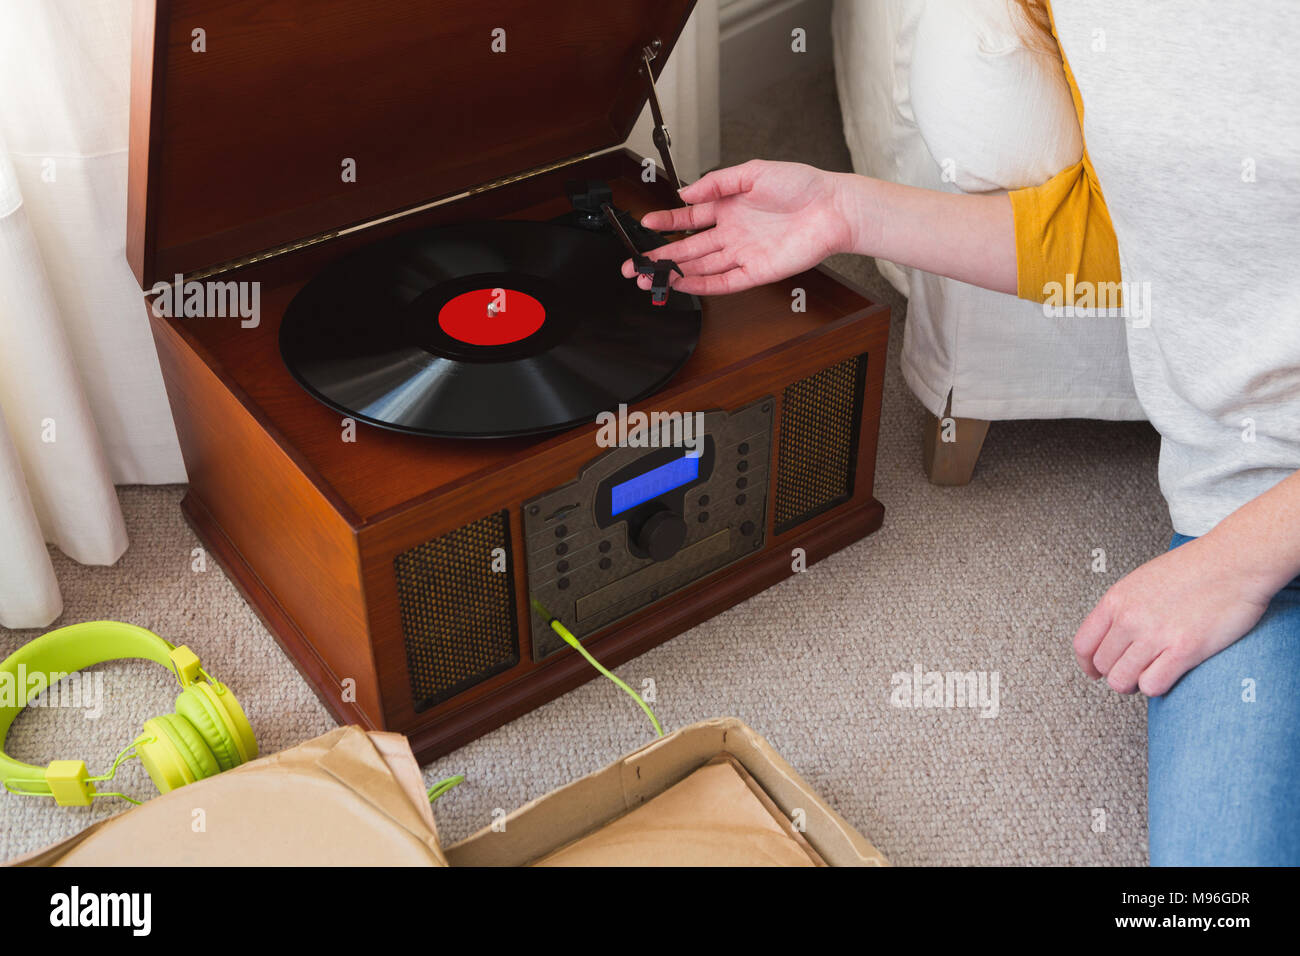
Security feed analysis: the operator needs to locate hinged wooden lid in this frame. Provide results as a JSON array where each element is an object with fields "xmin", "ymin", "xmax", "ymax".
[{"xmin": 127, "ymin": 0, "xmax": 696, "ymax": 287}]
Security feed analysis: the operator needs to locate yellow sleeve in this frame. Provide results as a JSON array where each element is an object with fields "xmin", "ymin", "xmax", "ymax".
[{"xmin": 1007, "ymin": 4, "xmax": 1122, "ymax": 303}]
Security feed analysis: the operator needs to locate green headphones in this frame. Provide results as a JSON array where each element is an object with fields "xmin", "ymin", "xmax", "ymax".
[{"xmin": 0, "ymin": 621, "xmax": 257, "ymax": 806}]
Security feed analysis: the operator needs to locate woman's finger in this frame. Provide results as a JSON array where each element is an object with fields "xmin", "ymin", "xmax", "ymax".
[
  {"xmin": 1071, "ymin": 599, "xmax": 1112, "ymax": 678},
  {"xmin": 680, "ymin": 249, "xmax": 739, "ymax": 277},
  {"xmin": 1091, "ymin": 623, "xmax": 1134, "ymax": 676},
  {"xmin": 624, "ymin": 224, "xmax": 722, "ymax": 282},
  {"xmin": 1136, "ymin": 646, "xmax": 1187, "ymax": 697},
  {"xmin": 672, "ymin": 269, "xmax": 752, "ymax": 296},
  {"xmin": 1105, "ymin": 640, "xmax": 1157, "ymax": 694},
  {"xmin": 640, "ymin": 229, "xmax": 724, "ymax": 265},
  {"xmin": 678, "ymin": 161, "xmax": 760, "ymax": 204},
  {"xmin": 641, "ymin": 202, "xmax": 717, "ymax": 233}
]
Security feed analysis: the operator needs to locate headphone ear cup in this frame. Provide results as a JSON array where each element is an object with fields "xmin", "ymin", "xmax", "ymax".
[
  {"xmin": 210, "ymin": 683, "xmax": 258, "ymax": 763},
  {"xmin": 175, "ymin": 686, "xmax": 243, "ymax": 772},
  {"xmin": 137, "ymin": 714, "xmax": 219, "ymax": 793}
]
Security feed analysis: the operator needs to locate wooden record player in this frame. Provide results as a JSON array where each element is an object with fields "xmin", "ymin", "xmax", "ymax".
[{"xmin": 128, "ymin": 0, "xmax": 889, "ymax": 760}]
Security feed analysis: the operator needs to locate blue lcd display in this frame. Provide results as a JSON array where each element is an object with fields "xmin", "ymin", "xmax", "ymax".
[{"xmin": 610, "ymin": 455, "xmax": 700, "ymax": 516}]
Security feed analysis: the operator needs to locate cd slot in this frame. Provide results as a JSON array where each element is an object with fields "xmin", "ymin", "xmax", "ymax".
[{"xmin": 574, "ymin": 528, "xmax": 731, "ymax": 622}]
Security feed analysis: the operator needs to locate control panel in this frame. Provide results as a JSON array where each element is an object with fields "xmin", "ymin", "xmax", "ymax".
[{"xmin": 523, "ymin": 398, "xmax": 773, "ymax": 659}]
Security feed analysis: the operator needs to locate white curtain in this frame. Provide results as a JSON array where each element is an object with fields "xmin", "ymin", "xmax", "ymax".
[
  {"xmin": 0, "ymin": 0, "xmax": 720, "ymax": 630},
  {"xmin": 0, "ymin": 0, "xmax": 186, "ymax": 629}
]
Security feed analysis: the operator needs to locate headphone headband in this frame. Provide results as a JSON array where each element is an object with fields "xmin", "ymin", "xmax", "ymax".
[{"xmin": 0, "ymin": 622, "xmax": 191, "ymax": 788}]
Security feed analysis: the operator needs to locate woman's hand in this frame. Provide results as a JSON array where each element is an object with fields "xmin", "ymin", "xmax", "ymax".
[
  {"xmin": 1072, "ymin": 533, "xmax": 1274, "ymax": 696},
  {"xmin": 1075, "ymin": 469, "xmax": 1300, "ymax": 696},
  {"xmin": 621, "ymin": 160, "xmax": 857, "ymax": 296},
  {"xmin": 623, "ymin": 158, "xmax": 1019, "ymax": 297}
]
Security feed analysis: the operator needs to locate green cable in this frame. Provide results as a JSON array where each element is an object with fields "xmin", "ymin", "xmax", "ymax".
[
  {"xmin": 530, "ymin": 598, "xmax": 664, "ymax": 738},
  {"xmin": 426, "ymin": 774, "xmax": 465, "ymax": 803},
  {"xmin": 87, "ymin": 739, "xmax": 147, "ymax": 804},
  {"xmin": 92, "ymin": 791, "xmax": 143, "ymax": 806},
  {"xmin": 3, "ymin": 739, "xmax": 146, "ymax": 804}
]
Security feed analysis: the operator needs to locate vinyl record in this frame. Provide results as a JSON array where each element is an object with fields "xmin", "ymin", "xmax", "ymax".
[{"xmin": 279, "ymin": 219, "xmax": 701, "ymax": 439}]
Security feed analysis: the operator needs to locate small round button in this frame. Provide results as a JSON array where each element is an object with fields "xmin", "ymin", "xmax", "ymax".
[
  {"xmin": 557, "ymin": 577, "xmax": 570, "ymax": 590},
  {"xmin": 599, "ymin": 557, "xmax": 612, "ymax": 570},
  {"xmin": 738, "ymin": 442, "xmax": 750, "ymax": 455},
  {"xmin": 735, "ymin": 494, "xmax": 746, "ymax": 505},
  {"xmin": 740, "ymin": 520, "xmax": 755, "ymax": 536},
  {"xmin": 736, "ymin": 477, "xmax": 748, "ymax": 489},
  {"xmin": 698, "ymin": 512, "xmax": 709, "ymax": 523},
  {"xmin": 557, "ymin": 559, "xmax": 570, "ymax": 573},
  {"xmin": 699, "ymin": 494, "xmax": 710, "ymax": 506},
  {"xmin": 555, "ymin": 525, "xmax": 567, "ymax": 538},
  {"xmin": 598, "ymin": 540, "xmax": 611, "ymax": 553},
  {"xmin": 737, "ymin": 460, "xmax": 749, "ymax": 473},
  {"xmin": 556, "ymin": 542, "xmax": 569, "ymax": 555}
]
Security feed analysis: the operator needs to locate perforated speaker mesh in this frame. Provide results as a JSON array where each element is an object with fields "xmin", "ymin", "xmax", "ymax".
[
  {"xmin": 394, "ymin": 511, "xmax": 519, "ymax": 712},
  {"xmin": 774, "ymin": 354, "xmax": 866, "ymax": 534}
]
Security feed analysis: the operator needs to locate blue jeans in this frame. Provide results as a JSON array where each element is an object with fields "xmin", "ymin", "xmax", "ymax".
[{"xmin": 1147, "ymin": 533, "xmax": 1300, "ymax": 865}]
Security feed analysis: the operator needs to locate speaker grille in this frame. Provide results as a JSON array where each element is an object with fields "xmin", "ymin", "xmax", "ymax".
[
  {"xmin": 774, "ymin": 355, "xmax": 866, "ymax": 534},
  {"xmin": 394, "ymin": 511, "xmax": 519, "ymax": 712}
]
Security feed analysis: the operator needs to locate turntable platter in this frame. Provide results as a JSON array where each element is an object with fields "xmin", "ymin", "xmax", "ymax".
[{"xmin": 279, "ymin": 219, "xmax": 702, "ymax": 439}]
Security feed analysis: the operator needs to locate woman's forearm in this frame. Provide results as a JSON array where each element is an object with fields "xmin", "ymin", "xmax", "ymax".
[
  {"xmin": 1209, "ymin": 469, "xmax": 1300, "ymax": 599},
  {"xmin": 831, "ymin": 173, "xmax": 1019, "ymax": 297}
]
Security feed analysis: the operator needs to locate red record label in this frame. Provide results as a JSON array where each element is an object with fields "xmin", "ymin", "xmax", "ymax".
[{"xmin": 437, "ymin": 288, "xmax": 546, "ymax": 346}]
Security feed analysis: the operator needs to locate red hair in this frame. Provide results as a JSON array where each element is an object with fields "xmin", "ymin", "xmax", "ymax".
[{"xmin": 1010, "ymin": 0, "xmax": 1055, "ymax": 50}]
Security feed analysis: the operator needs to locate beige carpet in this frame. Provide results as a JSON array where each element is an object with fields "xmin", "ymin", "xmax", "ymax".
[{"xmin": 0, "ymin": 70, "xmax": 1166, "ymax": 864}]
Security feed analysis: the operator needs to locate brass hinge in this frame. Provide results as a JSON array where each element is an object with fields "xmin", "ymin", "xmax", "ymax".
[
  {"xmin": 467, "ymin": 152, "xmax": 596, "ymax": 196},
  {"xmin": 182, "ymin": 152, "xmax": 598, "ymax": 283},
  {"xmin": 183, "ymin": 230, "xmax": 341, "ymax": 282}
]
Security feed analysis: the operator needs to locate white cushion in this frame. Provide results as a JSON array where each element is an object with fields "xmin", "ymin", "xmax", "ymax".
[
  {"xmin": 909, "ymin": 0, "xmax": 1082, "ymax": 192},
  {"xmin": 831, "ymin": 0, "xmax": 1143, "ymax": 422}
]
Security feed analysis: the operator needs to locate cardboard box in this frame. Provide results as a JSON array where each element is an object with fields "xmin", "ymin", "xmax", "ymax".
[
  {"xmin": 13, "ymin": 718, "xmax": 886, "ymax": 867},
  {"xmin": 531, "ymin": 754, "xmax": 828, "ymax": 866},
  {"xmin": 448, "ymin": 717, "xmax": 887, "ymax": 866},
  {"xmin": 12, "ymin": 726, "xmax": 449, "ymax": 867}
]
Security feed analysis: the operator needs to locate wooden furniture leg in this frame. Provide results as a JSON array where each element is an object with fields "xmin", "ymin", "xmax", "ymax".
[{"xmin": 922, "ymin": 400, "xmax": 990, "ymax": 486}]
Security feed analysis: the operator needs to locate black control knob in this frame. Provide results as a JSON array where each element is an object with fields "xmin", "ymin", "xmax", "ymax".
[{"xmin": 635, "ymin": 509, "xmax": 687, "ymax": 562}]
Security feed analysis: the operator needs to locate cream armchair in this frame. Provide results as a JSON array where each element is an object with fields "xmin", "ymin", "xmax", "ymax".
[{"xmin": 831, "ymin": 0, "xmax": 1143, "ymax": 483}]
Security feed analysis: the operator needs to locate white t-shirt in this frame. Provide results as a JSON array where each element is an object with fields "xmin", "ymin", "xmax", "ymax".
[{"xmin": 1052, "ymin": 0, "xmax": 1300, "ymax": 535}]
